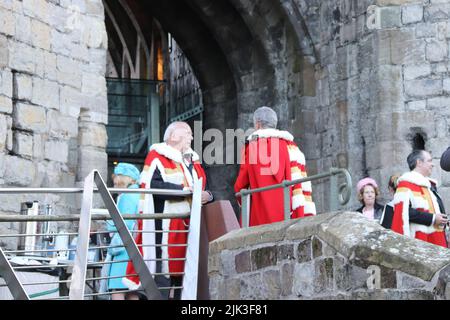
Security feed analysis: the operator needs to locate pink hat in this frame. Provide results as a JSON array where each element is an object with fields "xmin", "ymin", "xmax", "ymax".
[{"xmin": 356, "ymin": 177, "xmax": 378, "ymax": 194}]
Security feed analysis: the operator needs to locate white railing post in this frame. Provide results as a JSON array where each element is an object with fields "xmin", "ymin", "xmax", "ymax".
[
  {"xmin": 69, "ymin": 171, "xmax": 94, "ymax": 300},
  {"xmin": 181, "ymin": 178, "xmax": 202, "ymax": 300}
]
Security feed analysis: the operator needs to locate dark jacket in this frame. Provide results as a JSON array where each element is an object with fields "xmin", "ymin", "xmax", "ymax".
[
  {"xmin": 356, "ymin": 202, "xmax": 384, "ymax": 222},
  {"xmin": 381, "ymin": 203, "xmax": 435, "ymax": 229}
]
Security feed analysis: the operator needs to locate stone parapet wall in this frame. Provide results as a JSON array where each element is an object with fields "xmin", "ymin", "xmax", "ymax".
[{"xmin": 209, "ymin": 212, "xmax": 450, "ymax": 300}]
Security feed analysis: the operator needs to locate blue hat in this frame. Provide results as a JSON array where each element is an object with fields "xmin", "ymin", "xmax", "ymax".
[{"xmin": 114, "ymin": 163, "xmax": 140, "ymax": 182}]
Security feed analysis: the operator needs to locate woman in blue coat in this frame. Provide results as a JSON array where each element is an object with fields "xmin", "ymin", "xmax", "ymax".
[{"xmin": 106, "ymin": 162, "xmax": 141, "ymax": 300}]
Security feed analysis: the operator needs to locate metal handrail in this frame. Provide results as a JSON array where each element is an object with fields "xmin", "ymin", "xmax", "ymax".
[
  {"xmin": 0, "ymin": 213, "xmax": 190, "ymax": 222},
  {"xmin": 0, "ymin": 188, "xmax": 191, "ymax": 196},
  {"xmin": 0, "ymin": 170, "xmax": 203, "ymax": 301},
  {"xmin": 235, "ymin": 167, "xmax": 352, "ymax": 227}
]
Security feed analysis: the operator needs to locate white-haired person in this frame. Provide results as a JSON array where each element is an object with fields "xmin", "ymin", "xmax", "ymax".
[
  {"xmin": 234, "ymin": 106, "xmax": 316, "ymax": 227},
  {"xmin": 123, "ymin": 121, "xmax": 213, "ymax": 299},
  {"xmin": 106, "ymin": 162, "xmax": 141, "ymax": 300}
]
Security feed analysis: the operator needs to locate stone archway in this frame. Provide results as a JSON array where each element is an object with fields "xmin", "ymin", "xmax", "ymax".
[{"xmin": 109, "ymin": 0, "xmax": 315, "ymax": 205}]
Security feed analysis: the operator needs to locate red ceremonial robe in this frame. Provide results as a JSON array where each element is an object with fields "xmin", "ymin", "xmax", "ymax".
[
  {"xmin": 123, "ymin": 143, "xmax": 207, "ymax": 290},
  {"xmin": 234, "ymin": 128, "xmax": 316, "ymax": 227},
  {"xmin": 392, "ymin": 171, "xmax": 447, "ymax": 248}
]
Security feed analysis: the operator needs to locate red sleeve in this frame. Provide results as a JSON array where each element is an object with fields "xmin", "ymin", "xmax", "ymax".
[{"xmin": 234, "ymin": 144, "xmax": 250, "ymax": 200}]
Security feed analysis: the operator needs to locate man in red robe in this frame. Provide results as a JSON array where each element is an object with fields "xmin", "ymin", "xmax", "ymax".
[
  {"xmin": 123, "ymin": 121, "xmax": 213, "ymax": 299},
  {"xmin": 234, "ymin": 106, "xmax": 316, "ymax": 227},
  {"xmin": 392, "ymin": 150, "xmax": 448, "ymax": 247}
]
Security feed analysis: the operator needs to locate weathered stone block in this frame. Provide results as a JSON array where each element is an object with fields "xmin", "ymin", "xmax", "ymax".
[
  {"xmin": 263, "ymin": 270, "xmax": 281, "ymax": 299},
  {"xmin": 293, "ymin": 261, "xmax": 315, "ymax": 297},
  {"xmin": 434, "ymin": 264, "xmax": 450, "ymax": 299},
  {"xmin": 60, "ymin": 85, "xmax": 82, "ymax": 118},
  {"xmin": 281, "ymin": 262, "xmax": 294, "ymax": 296},
  {"xmin": 5, "ymin": 115, "xmax": 12, "ymax": 151},
  {"xmin": 57, "ymin": 55, "xmax": 82, "ymax": 89},
  {"xmin": 83, "ymin": 16, "xmax": 107, "ymax": 49},
  {"xmin": 424, "ymin": 3, "xmax": 450, "ymax": 22},
  {"xmin": 403, "ymin": 64, "xmax": 431, "ymax": 80},
  {"xmin": 0, "ymin": 0, "xmax": 12, "ymax": 10},
  {"xmin": 312, "ymin": 236, "xmax": 323, "ymax": 258},
  {"xmin": 314, "ymin": 257, "xmax": 334, "ymax": 294},
  {"xmin": 33, "ymin": 49, "xmax": 45, "ymax": 79},
  {"xmin": 251, "ymin": 246, "xmax": 277, "ymax": 270},
  {"xmin": 31, "ymin": 19, "xmax": 51, "ymax": 51},
  {"xmin": 235, "ymin": 250, "xmax": 251, "ymax": 273},
  {"xmin": 86, "ymin": 0, "xmax": 104, "ymax": 17},
  {"xmin": 51, "ymin": 29, "xmax": 71, "ymax": 56},
  {"xmin": 13, "ymin": 131, "xmax": 33, "ymax": 158},
  {"xmin": 13, "ymin": 103, "xmax": 47, "ymax": 133},
  {"xmin": 48, "ymin": 110, "xmax": 78, "ymax": 139},
  {"xmin": 443, "ymin": 78, "xmax": 450, "ymax": 93},
  {"xmin": 86, "ymin": 49, "xmax": 106, "ymax": 75},
  {"xmin": 0, "ymin": 113, "xmax": 7, "ymax": 151},
  {"xmin": 80, "ymin": 98, "xmax": 108, "ymax": 121},
  {"xmin": 405, "ymin": 79, "xmax": 442, "ymax": 98},
  {"xmin": 0, "ymin": 8, "xmax": 15, "ymax": 37},
  {"xmin": 3, "ymin": 155, "xmax": 35, "ymax": 186},
  {"xmin": 390, "ymin": 30, "xmax": 426, "ymax": 65},
  {"xmin": 396, "ymin": 271, "xmax": 430, "ymax": 290},
  {"xmin": 0, "ymin": 69, "xmax": 12, "ymax": 98},
  {"xmin": 218, "ymin": 249, "xmax": 236, "ymax": 277},
  {"xmin": 277, "ymin": 244, "xmax": 294, "ymax": 261},
  {"xmin": 8, "ymin": 41, "xmax": 35, "ymax": 74},
  {"xmin": 415, "ymin": 23, "xmax": 437, "ymax": 38},
  {"xmin": 14, "ymin": 73, "xmax": 32, "ymax": 101},
  {"xmin": 82, "ymin": 72, "xmax": 106, "ymax": 96},
  {"xmin": 406, "ymin": 100, "xmax": 427, "ymax": 111},
  {"xmin": 78, "ymin": 122, "xmax": 107, "ymax": 148},
  {"xmin": 24, "ymin": 0, "xmax": 49, "ymax": 21},
  {"xmin": 426, "ymin": 40, "xmax": 448, "ymax": 62},
  {"xmin": 33, "ymin": 133, "xmax": 43, "ymax": 160},
  {"xmin": 380, "ymin": 6, "xmax": 402, "ymax": 28},
  {"xmin": 224, "ymin": 278, "xmax": 241, "ymax": 299},
  {"xmin": 297, "ymin": 238, "xmax": 312, "ymax": 263},
  {"xmin": 32, "ymin": 77, "xmax": 59, "ymax": 110},
  {"xmin": 402, "ymin": 4, "xmax": 424, "ymax": 24},
  {"xmin": 0, "ymin": 95, "xmax": 12, "ymax": 114},
  {"xmin": 377, "ymin": 65, "xmax": 404, "ymax": 112},
  {"xmin": 0, "ymin": 35, "xmax": 8, "ymax": 68},
  {"xmin": 14, "ymin": 13, "xmax": 31, "ymax": 44},
  {"xmin": 427, "ymin": 96, "xmax": 450, "ymax": 115},
  {"xmin": 47, "ymin": 2, "xmax": 69, "ymax": 33},
  {"xmin": 44, "ymin": 139, "xmax": 69, "ymax": 163},
  {"xmin": 43, "ymin": 51, "xmax": 57, "ymax": 81},
  {"xmin": 239, "ymin": 273, "xmax": 264, "ymax": 300}
]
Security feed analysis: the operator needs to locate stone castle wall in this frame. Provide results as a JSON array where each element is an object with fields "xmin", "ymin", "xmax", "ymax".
[
  {"xmin": 209, "ymin": 212, "xmax": 450, "ymax": 300},
  {"xmin": 0, "ymin": 0, "xmax": 108, "ymax": 248}
]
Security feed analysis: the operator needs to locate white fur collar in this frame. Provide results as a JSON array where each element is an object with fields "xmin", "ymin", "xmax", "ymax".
[
  {"xmin": 398, "ymin": 171, "xmax": 438, "ymax": 188},
  {"xmin": 247, "ymin": 128, "xmax": 294, "ymax": 141},
  {"xmin": 150, "ymin": 143, "xmax": 200, "ymax": 164}
]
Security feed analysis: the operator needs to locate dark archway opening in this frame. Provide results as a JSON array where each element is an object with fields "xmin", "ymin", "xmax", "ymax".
[{"xmin": 412, "ymin": 133, "xmax": 426, "ymax": 151}]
